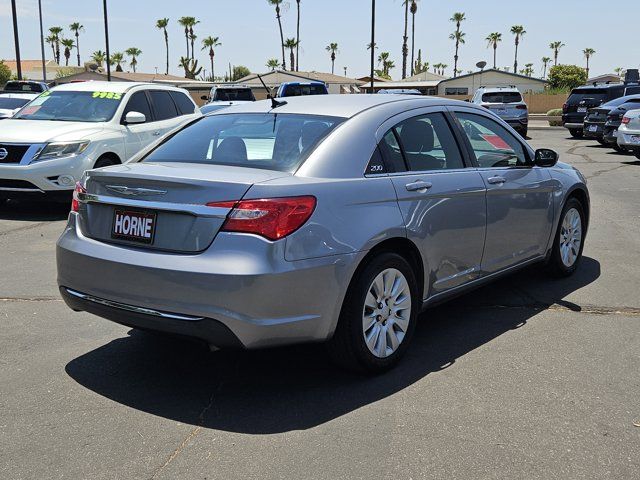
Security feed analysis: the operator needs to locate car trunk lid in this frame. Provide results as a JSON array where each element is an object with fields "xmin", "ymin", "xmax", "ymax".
[{"xmin": 77, "ymin": 162, "xmax": 291, "ymax": 253}]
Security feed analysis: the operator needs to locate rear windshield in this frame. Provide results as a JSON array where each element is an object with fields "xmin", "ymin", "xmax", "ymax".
[
  {"xmin": 13, "ymin": 90, "xmax": 122, "ymax": 122},
  {"xmin": 482, "ymin": 92, "xmax": 522, "ymax": 103},
  {"xmin": 4, "ymin": 82, "xmax": 45, "ymax": 93},
  {"xmin": 143, "ymin": 113, "xmax": 345, "ymax": 172},
  {"xmin": 0, "ymin": 97, "xmax": 31, "ymax": 109},
  {"xmin": 212, "ymin": 89, "xmax": 255, "ymax": 101},
  {"xmin": 602, "ymin": 96, "xmax": 634, "ymax": 108},
  {"xmin": 568, "ymin": 89, "xmax": 608, "ymax": 104},
  {"xmin": 281, "ymin": 84, "xmax": 327, "ymax": 97}
]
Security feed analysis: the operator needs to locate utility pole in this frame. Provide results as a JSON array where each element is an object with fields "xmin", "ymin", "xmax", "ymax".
[
  {"xmin": 370, "ymin": 0, "xmax": 375, "ymax": 93},
  {"xmin": 103, "ymin": 0, "xmax": 111, "ymax": 81},
  {"xmin": 11, "ymin": 0, "xmax": 22, "ymax": 80},
  {"xmin": 38, "ymin": 0, "xmax": 46, "ymax": 82}
]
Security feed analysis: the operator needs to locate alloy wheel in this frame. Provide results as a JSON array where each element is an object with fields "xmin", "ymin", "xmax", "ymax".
[{"xmin": 559, "ymin": 208, "xmax": 582, "ymax": 267}]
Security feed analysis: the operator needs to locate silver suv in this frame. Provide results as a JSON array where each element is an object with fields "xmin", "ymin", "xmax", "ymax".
[{"xmin": 472, "ymin": 86, "xmax": 529, "ymax": 137}]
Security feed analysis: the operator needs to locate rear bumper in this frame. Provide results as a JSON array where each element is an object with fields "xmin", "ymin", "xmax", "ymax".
[
  {"xmin": 583, "ymin": 122, "xmax": 605, "ymax": 138},
  {"xmin": 617, "ymin": 131, "xmax": 640, "ymax": 149},
  {"xmin": 563, "ymin": 123, "xmax": 584, "ymax": 130},
  {"xmin": 56, "ymin": 213, "xmax": 360, "ymax": 349}
]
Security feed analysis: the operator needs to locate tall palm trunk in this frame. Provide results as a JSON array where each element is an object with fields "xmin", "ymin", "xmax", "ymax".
[
  {"xmin": 209, "ymin": 49, "xmax": 215, "ymax": 81},
  {"xmin": 453, "ymin": 24, "xmax": 461, "ymax": 78},
  {"xmin": 331, "ymin": 53, "xmax": 335, "ymax": 74},
  {"xmin": 164, "ymin": 30, "xmax": 169, "ymax": 75},
  {"xmin": 276, "ymin": 5, "xmax": 286, "ymax": 70},
  {"xmin": 190, "ymin": 27, "xmax": 195, "ymax": 61},
  {"xmin": 514, "ymin": 37, "xmax": 519, "ymax": 73},
  {"xmin": 75, "ymin": 32, "xmax": 81, "ymax": 66},
  {"xmin": 290, "ymin": 48, "xmax": 295, "ymax": 74},
  {"xmin": 401, "ymin": 1, "xmax": 408, "ymax": 78},
  {"xmin": 493, "ymin": 45, "xmax": 497, "ymax": 69},
  {"xmin": 410, "ymin": 9, "xmax": 415, "ymax": 76},
  {"xmin": 184, "ymin": 27, "xmax": 189, "ymax": 59},
  {"xmin": 554, "ymin": 50, "xmax": 558, "ymax": 65},
  {"xmin": 55, "ymin": 40, "xmax": 60, "ymax": 64},
  {"xmin": 296, "ymin": 0, "xmax": 300, "ymax": 71},
  {"xmin": 586, "ymin": 57, "xmax": 590, "ymax": 78}
]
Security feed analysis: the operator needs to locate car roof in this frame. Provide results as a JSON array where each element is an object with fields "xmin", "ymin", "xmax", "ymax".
[
  {"xmin": 281, "ymin": 81, "xmax": 325, "ymax": 86},
  {"xmin": 214, "ymin": 94, "xmax": 471, "ymax": 119},
  {"xmin": 478, "ymin": 86, "xmax": 520, "ymax": 92},
  {"xmin": 0, "ymin": 92, "xmax": 39, "ymax": 99},
  {"xmin": 51, "ymin": 81, "xmax": 181, "ymax": 94}
]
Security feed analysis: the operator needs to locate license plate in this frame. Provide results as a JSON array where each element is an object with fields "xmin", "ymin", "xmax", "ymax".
[
  {"xmin": 578, "ymin": 107, "xmax": 588, "ymax": 113},
  {"xmin": 630, "ymin": 135, "xmax": 640, "ymax": 144},
  {"xmin": 112, "ymin": 209, "xmax": 157, "ymax": 244},
  {"xmin": 498, "ymin": 108, "xmax": 507, "ymax": 114},
  {"xmin": 588, "ymin": 125, "xmax": 598, "ymax": 132}
]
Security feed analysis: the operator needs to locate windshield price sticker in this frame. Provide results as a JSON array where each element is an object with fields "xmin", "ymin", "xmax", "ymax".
[{"xmin": 92, "ymin": 92, "xmax": 122, "ymax": 100}]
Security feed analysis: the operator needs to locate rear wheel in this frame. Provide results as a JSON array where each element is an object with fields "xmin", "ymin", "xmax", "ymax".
[
  {"xmin": 327, "ymin": 252, "xmax": 419, "ymax": 373},
  {"xmin": 569, "ymin": 129, "xmax": 584, "ymax": 138},
  {"xmin": 612, "ymin": 144, "xmax": 629, "ymax": 154},
  {"xmin": 547, "ymin": 197, "xmax": 585, "ymax": 277}
]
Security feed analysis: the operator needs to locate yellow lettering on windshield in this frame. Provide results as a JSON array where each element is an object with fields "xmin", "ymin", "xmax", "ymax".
[{"xmin": 91, "ymin": 92, "xmax": 122, "ymax": 100}]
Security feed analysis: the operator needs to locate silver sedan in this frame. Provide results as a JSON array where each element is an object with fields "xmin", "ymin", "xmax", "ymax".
[{"xmin": 57, "ymin": 95, "xmax": 590, "ymax": 372}]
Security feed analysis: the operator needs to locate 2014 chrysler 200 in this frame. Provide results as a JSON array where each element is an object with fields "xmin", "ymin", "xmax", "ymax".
[{"xmin": 57, "ymin": 95, "xmax": 590, "ymax": 372}]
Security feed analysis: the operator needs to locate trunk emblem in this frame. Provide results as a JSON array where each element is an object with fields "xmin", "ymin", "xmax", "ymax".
[
  {"xmin": 106, "ymin": 185, "xmax": 167, "ymax": 196},
  {"xmin": 0, "ymin": 148, "xmax": 8, "ymax": 160}
]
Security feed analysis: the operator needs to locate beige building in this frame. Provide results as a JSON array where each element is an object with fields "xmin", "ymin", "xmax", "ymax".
[
  {"xmin": 3, "ymin": 59, "xmax": 83, "ymax": 82},
  {"xmin": 234, "ymin": 70, "xmax": 365, "ymax": 97},
  {"xmin": 437, "ymin": 69, "xmax": 548, "ymax": 96}
]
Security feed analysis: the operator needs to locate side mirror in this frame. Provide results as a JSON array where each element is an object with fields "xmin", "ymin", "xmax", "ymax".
[
  {"xmin": 201, "ymin": 95, "xmax": 209, "ymax": 101},
  {"xmin": 534, "ymin": 148, "xmax": 558, "ymax": 167},
  {"xmin": 124, "ymin": 111, "xmax": 146, "ymax": 124}
]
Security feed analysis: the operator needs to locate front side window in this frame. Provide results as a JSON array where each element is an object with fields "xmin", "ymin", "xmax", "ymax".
[
  {"xmin": 456, "ymin": 112, "xmax": 529, "ymax": 168},
  {"xmin": 149, "ymin": 91, "xmax": 178, "ymax": 121},
  {"xmin": 122, "ymin": 91, "xmax": 152, "ymax": 122},
  {"xmin": 13, "ymin": 90, "xmax": 122, "ymax": 122},
  {"xmin": 380, "ymin": 113, "xmax": 464, "ymax": 172},
  {"xmin": 143, "ymin": 113, "xmax": 344, "ymax": 172}
]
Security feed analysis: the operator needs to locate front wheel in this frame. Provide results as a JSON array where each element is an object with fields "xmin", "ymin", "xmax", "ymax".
[
  {"xmin": 327, "ymin": 252, "xmax": 419, "ymax": 373},
  {"xmin": 547, "ymin": 198, "xmax": 586, "ymax": 277},
  {"xmin": 612, "ymin": 144, "xmax": 628, "ymax": 154},
  {"xmin": 569, "ymin": 129, "xmax": 584, "ymax": 138},
  {"xmin": 596, "ymin": 138, "xmax": 607, "ymax": 146},
  {"xmin": 635, "ymin": 150, "xmax": 640, "ymax": 160}
]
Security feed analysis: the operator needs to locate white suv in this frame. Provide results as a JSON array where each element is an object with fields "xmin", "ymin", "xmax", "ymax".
[
  {"xmin": 0, "ymin": 81, "xmax": 200, "ymax": 200},
  {"xmin": 471, "ymin": 86, "xmax": 529, "ymax": 137},
  {"xmin": 617, "ymin": 109, "xmax": 640, "ymax": 159}
]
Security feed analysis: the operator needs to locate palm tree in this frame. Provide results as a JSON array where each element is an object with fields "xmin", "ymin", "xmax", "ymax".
[
  {"xmin": 125, "ymin": 47, "xmax": 142, "ymax": 73},
  {"xmin": 384, "ymin": 59, "xmax": 396, "ymax": 77},
  {"xmin": 61, "ymin": 38, "xmax": 74, "ymax": 66},
  {"xmin": 550, "ymin": 41, "xmax": 565, "ymax": 65},
  {"xmin": 284, "ymin": 38, "xmax": 298, "ymax": 74},
  {"xmin": 541, "ymin": 56, "xmax": 551, "ymax": 79},
  {"xmin": 326, "ymin": 43, "xmax": 339, "ymax": 74},
  {"xmin": 202, "ymin": 36, "xmax": 222, "ymax": 81},
  {"xmin": 449, "ymin": 12, "xmax": 466, "ymax": 78},
  {"xmin": 407, "ymin": 1, "xmax": 420, "ymax": 76},
  {"xmin": 156, "ymin": 18, "xmax": 170, "ymax": 75},
  {"xmin": 378, "ymin": 52, "xmax": 389, "ymax": 69},
  {"xmin": 48, "ymin": 26, "xmax": 63, "ymax": 64},
  {"xmin": 486, "ymin": 32, "xmax": 502, "ymax": 69},
  {"xmin": 295, "ymin": 0, "xmax": 301, "ymax": 71},
  {"xmin": 614, "ymin": 67, "xmax": 624, "ymax": 80},
  {"xmin": 109, "ymin": 52, "xmax": 124, "ymax": 72},
  {"xmin": 401, "ymin": 0, "xmax": 409, "ymax": 78},
  {"xmin": 522, "ymin": 63, "xmax": 534, "ymax": 77},
  {"xmin": 510, "ymin": 25, "xmax": 526, "ymax": 74},
  {"xmin": 188, "ymin": 19, "xmax": 200, "ymax": 61},
  {"xmin": 267, "ymin": 0, "xmax": 287, "ymax": 71},
  {"xmin": 583, "ymin": 48, "xmax": 596, "ymax": 78},
  {"xmin": 69, "ymin": 22, "xmax": 84, "ymax": 66},
  {"xmin": 266, "ymin": 58, "xmax": 280, "ymax": 71},
  {"xmin": 177, "ymin": 17, "xmax": 195, "ymax": 59},
  {"xmin": 91, "ymin": 50, "xmax": 106, "ymax": 67},
  {"xmin": 439, "ymin": 64, "xmax": 448, "ymax": 76},
  {"xmin": 46, "ymin": 34, "xmax": 56, "ymax": 62}
]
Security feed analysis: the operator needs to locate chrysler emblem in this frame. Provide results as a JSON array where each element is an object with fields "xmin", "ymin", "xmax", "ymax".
[
  {"xmin": 106, "ymin": 185, "xmax": 167, "ymax": 196},
  {"xmin": 0, "ymin": 148, "xmax": 8, "ymax": 160}
]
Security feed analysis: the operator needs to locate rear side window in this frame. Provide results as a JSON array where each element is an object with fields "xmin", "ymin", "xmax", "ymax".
[
  {"xmin": 169, "ymin": 92, "xmax": 196, "ymax": 115},
  {"xmin": 482, "ymin": 92, "xmax": 522, "ymax": 103},
  {"xmin": 122, "ymin": 91, "xmax": 153, "ymax": 122},
  {"xmin": 281, "ymin": 84, "xmax": 327, "ymax": 97},
  {"xmin": 568, "ymin": 89, "xmax": 608, "ymax": 104},
  {"xmin": 212, "ymin": 88, "xmax": 255, "ymax": 101},
  {"xmin": 149, "ymin": 90, "xmax": 178, "ymax": 120}
]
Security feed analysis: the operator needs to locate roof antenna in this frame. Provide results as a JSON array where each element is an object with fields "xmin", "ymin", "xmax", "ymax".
[{"xmin": 257, "ymin": 73, "xmax": 287, "ymax": 109}]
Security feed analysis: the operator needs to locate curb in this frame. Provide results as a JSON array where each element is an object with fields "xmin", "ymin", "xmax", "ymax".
[{"xmin": 529, "ymin": 126, "xmax": 565, "ymax": 131}]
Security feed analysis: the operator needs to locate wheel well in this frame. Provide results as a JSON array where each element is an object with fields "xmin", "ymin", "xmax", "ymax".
[
  {"xmin": 357, "ymin": 238, "xmax": 425, "ymax": 301},
  {"xmin": 567, "ymin": 188, "xmax": 589, "ymax": 229},
  {"xmin": 94, "ymin": 153, "xmax": 121, "ymax": 167}
]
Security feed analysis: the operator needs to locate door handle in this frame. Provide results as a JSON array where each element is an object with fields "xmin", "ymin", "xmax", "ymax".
[
  {"xmin": 487, "ymin": 176, "xmax": 506, "ymax": 185},
  {"xmin": 405, "ymin": 180, "xmax": 433, "ymax": 192},
  {"xmin": 152, "ymin": 131, "xmax": 162, "ymax": 136}
]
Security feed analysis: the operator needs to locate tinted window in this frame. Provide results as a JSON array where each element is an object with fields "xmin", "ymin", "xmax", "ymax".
[
  {"xmin": 149, "ymin": 90, "xmax": 178, "ymax": 121},
  {"xmin": 394, "ymin": 113, "xmax": 464, "ymax": 171},
  {"xmin": 445, "ymin": 87, "xmax": 469, "ymax": 95},
  {"xmin": 568, "ymin": 89, "xmax": 608, "ymax": 104},
  {"xmin": 0, "ymin": 97, "xmax": 31, "ymax": 109},
  {"xmin": 280, "ymin": 84, "xmax": 327, "ymax": 97},
  {"xmin": 4, "ymin": 82, "xmax": 45, "ymax": 93},
  {"xmin": 366, "ymin": 147, "xmax": 387, "ymax": 175},
  {"xmin": 143, "ymin": 113, "xmax": 344, "ymax": 172},
  {"xmin": 620, "ymin": 99, "xmax": 640, "ymax": 109},
  {"xmin": 122, "ymin": 91, "xmax": 152, "ymax": 122},
  {"xmin": 482, "ymin": 92, "xmax": 522, "ymax": 103},
  {"xmin": 212, "ymin": 88, "xmax": 255, "ymax": 101},
  {"xmin": 625, "ymin": 86, "xmax": 640, "ymax": 95},
  {"xmin": 456, "ymin": 112, "xmax": 528, "ymax": 168},
  {"xmin": 170, "ymin": 91, "xmax": 196, "ymax": 114},
  {"xmin": 379, "ymin": 130, "xmax": 405, "ymax": 172},
  {"xmin": 13, "ymin": 90, "xmax": 122, "ymax": 122}
]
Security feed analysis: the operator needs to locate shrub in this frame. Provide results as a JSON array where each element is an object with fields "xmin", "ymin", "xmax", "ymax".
[
  {"xmin": 0, "ymin": 60, "xmax": 11, "ymax": 86},
  {"xmin": 548, "ymin": 65, "xmax": 588, "ymax": 91},
  {"xmin": 547, "ymin": 109, "xmax": 563, "ymax": 116}
]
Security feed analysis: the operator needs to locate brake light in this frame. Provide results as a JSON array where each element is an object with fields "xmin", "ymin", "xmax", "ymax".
[
  {"xmin": 516, "ymin": 104, "xmax": 527, "ymax": 110},
  {"xmin": 622, "ymin": 116, "xmax": 630, "ymax": 124},
  {"xmin": 562, "ymin": 103, "xmax": 568, "ymax": 113},
  {"xmin": 71, "ymin": 182, "xmax": 86, "ymax": 212},
  {"xmin": 208, "ymin": 196, "xmax": 316, "ymax": 240}
]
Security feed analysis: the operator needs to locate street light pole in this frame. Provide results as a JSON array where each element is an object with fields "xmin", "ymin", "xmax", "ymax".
[
  {"xmin": 370, "ymin": 0, "xmax": 375, "ymax": 93},
  {"xmin": 38, "ymin": 0, "xmax": 46, "ymax": 82},
  {"xmin": 103, "ymin": 0, "xmax": 111, "ymax": 81},
  {"xmin": 11, "ymin": 0, "xmax": 22, "ymax": 80}
]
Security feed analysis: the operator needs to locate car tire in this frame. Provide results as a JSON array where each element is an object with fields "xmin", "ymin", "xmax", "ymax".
[
  {"xmin": 635, "ymin": 151, "xmax": 640, "ymax": 160},
  {"xmin": 569, "ymin": 129, "xmax": 584, "ymax": 138},
  {"xmin": 612, "ymin": 144, "xmax": 628, "ymax": 154},
  {"xmin": 596, "ymin": 138, "xmax": 607, "ymax": 146},
  {"xmin": 327, "ymin": 252, "xmax": 419, "ymax": 373},
  {"xmin": 547, "ymin": 197, "xmax": 586, "ymax": 277},
  {"xmin": 94, "ymin": 155, "xmax": 120, "ymax": 169}
]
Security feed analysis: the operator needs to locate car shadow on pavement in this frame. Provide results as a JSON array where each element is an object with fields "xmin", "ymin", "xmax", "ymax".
[
  {"xmin": 0, "ymin": 199, "xmax": 70, "ymax": 221},
  {"xmin": 65, "ymin": 257, "xmax": 600, "ymax": 435}
]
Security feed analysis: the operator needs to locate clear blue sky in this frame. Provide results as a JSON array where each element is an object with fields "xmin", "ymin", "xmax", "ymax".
[{"xmin": 1, "ymin": 0, "xmax": 637, "ymax": 79}]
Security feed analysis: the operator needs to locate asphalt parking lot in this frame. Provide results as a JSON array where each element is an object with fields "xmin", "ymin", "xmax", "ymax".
[{"xmin": 1, "ymin": 128, "xmax": 638, "ymax": 480}]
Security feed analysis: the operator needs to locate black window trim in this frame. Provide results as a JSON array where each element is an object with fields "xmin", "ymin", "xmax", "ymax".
[
  {"xmin": 147, "ymin": 89, "xmax": 180, "ymax": 122},
  {"xmin": 169, "ymin": 90, "xmax": 197, "ymax": 115},
  {"xmin": 120, "ymin": 89, "xmax": 156, "ymax": 125}
]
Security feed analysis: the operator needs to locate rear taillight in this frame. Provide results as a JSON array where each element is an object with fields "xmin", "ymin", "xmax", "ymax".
[
  {"xmin": 622, "ymin": 116, "xmax": 631, "ymax": 124},
  {"xmin": 516, "ymin": 104, "xmax": 527, "ymax": 110},
  {"xmin": 208, "ymin": 196, "xmax": 316, "ymax": 241},
  {"xmin": 562, "ymin": 103, "xmax": 568, "ymax": 113},
  {"xmin": 71, "ymin": 182, "xmax": 86, "ymax": 212}
]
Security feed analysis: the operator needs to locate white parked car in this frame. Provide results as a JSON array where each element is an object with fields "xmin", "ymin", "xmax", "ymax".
[
  {"xmin": 617, "ymin": 109, "xmax": 640, "ymax": 159},
  {"xmin": 0, "ymin": 93, "xmax": 39, "ymax": 119},
  {"xmin": 0, "ymin": 81, "xmax": 200, "ymax": 200}
]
